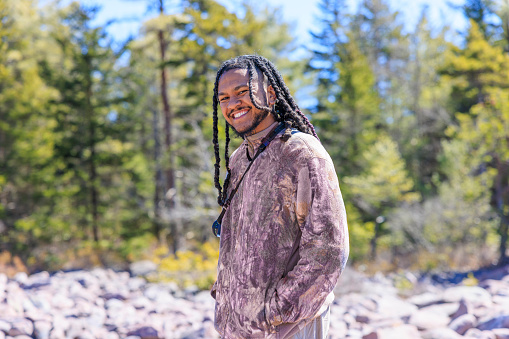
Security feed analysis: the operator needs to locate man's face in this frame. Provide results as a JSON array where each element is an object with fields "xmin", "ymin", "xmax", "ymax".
[{"xmin": 217, "ymin": 68, "xmax": 276, "ymax": 137}]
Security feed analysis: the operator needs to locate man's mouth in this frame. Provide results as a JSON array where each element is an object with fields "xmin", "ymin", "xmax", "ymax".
[{"xmin": 232, "ymin": 109, "xmax": 249, "ymax": 120}]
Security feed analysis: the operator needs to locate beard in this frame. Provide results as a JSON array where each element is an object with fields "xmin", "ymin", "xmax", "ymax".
[{"xmin": 229, "ymin": 108, "xmax": 271, "ymax": 138}]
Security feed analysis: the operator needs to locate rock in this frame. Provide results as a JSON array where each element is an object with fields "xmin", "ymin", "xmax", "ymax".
[
  {"xmin": 129, "ymin": 261, "xmax": 157, "ymax": 277},
  {"xmin": 105, "ymin": 298, "xmax": 124, "ymax": 311},
  {"xmin": 421, "ymin": 302, "xmax": 460, "ymax": 317},
  {"xmin": 363, "ymin": 332, "xmax": 377, "ymax": 339},
  {"xmin": 48, "ymin": 327, "xmax": 65, "ymax": 339},
  {"xmin": 422, "ymin": 328, "xmax": 463, "ymax": 339},
  {"xmin": 184, "ymin": 285, "xmax": 199, "ymax": 296},
  {"xmin": 0, "ymin": 265, "xmax": 508, "ymax": 339},
  {"xmin": 408, "ymin": 308, "xmax": 450, "ymax": 330},
  {"xmin": 376, "ymin": 324, "xmax": 421, "ymax": 339},
  {"xmin": 492, "ymin": 328, "xmax": 509, "ymax": 339},
  {"xmin": 131, "ymin": 296, "xmax": 152, "ymax": 310},
  {"xmin": 449, "ymin": 314, "xmax": 476, "ymax": 335},
  {"xmin": 7, "ymin": 318, "xmax": 33, "ymax": 337},
  {"xmin": 22, "ymin": 271, "xmax": 51, "ymax": 290},
  {"xmin": 368, "ymin": 318, "xmax": 404, "ymax": 330},
  {"xmin": 464, "ymin": 328, "xmax": 497, "ymax": 339},
  {"xmin": 477, "ymin": 314, "xmax": 509, "ymax": 330},
  {"xmin": 375, "ymin": 296, "xmax": 418, "ymax": 319},
  {"xmin": 51, "ymin": 294, "xmax": 74, "ymax": 309},
  {"xmin": 33, "ymin": 321, "xmax": 52, "ymax": 339},
  {"xmin": 478, "ymin": 279, "xmax": 509, "ymax": 295},
  {"xmin": 75, "ymin": 330, "xmax": 95, "ymax": 339},
  {"xmin": 0, "ymin": 273, "xmax": 7, "ymax": 286},
  {"xmin": 443, "ymin": 286, "xmax": 492, "ymax": 307},
  {"xmin": 49, "ymin": 315, "xmax": 69, "ymax": 334},
  {"xmin": 329, "ymin": 320, "xmax": 348, "ymax": 338},
  {"xmin": 13, "ymin": 273, "xmax": 27, "ymax": 285},
  {"xmin": 193, "ymin": 291, "xmax": 215, "ymax": 308},
  {"xmin": 82, "ymin": 307, "xmax": 106, "ymax": 328},
  {"xmin": 127, "ymin": 277, "xmax": 146, "ymax": 291},
  {"xmin": 492, "ymin": 295, "xmax": 509, "ymax": 310},
  {"xmin": 407, "ymin": 292, "xmax": 443, "ymax": 308},
  {"xmin": 451, "ymin": 299, "xmax": 472, "ymax": 320},
  {"xmin": 346, "ymin": 328, "xmax": 363, "ymax": 338},
  {"xmin": 28, "ymin": 294, "xmax": 51, "ymax": 313},
  {"xmin": 22, "ymin": 297, "xmax": 37, "ymax": 313},
  {"xmin": 126, "ymin": 326, "xmax": 159, "ymax": 339},
  {"xmin": 0, "ymin": 320, "xmax": 11, "ymax": 333},
  {"xmin": 100, "ymin": 292, "xmax": 127, "ymax": 301},
  {"xmin": 356, "ymin": 313, "xmax": 373, "ymax": 324}
]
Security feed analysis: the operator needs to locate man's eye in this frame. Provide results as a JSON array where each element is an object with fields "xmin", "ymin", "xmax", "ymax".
[
  {"xmin": 219, "ymin": 97, "xmax": 228, "ymax": 102},
  {"xmin": 239, "ymin": 90, "xmax": 247, "ymax": 95}
]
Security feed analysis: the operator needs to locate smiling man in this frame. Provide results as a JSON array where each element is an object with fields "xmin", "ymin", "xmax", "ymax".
[{"xmin": 210, "ymin": 55, "xmax": 349, "ymax": 339}]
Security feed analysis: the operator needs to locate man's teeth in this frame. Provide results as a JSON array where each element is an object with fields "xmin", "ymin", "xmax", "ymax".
[{"xmin": 233, "ymin": 110, "xmax": 248, "ymax": 118}]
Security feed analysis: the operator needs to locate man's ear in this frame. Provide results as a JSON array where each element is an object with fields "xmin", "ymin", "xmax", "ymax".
[{"xmin": 267, "ymin": 85, "xmax": 276, "ymax": 105}]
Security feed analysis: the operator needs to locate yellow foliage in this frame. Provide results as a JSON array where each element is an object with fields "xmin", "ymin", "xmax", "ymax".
[
  {"xmin": 148, "ymin": 241, "xmax": 219, "ymax": 290},
  {"xmin": 0, "ymin": 251, "xmax": 28, "ymax": 277},
  {"xmin": 462, "ymin": 272, "xmax": 479, "ymax": 287}
]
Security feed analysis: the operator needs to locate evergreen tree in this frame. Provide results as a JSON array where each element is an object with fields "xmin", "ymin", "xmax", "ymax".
[
  {"xmin": 351, "ymin": 0, "xmax": 409, "ymax": 143},
  {"xmin": 403, "ymin": 10, "xmax": 451, "ymax": 195},
  {"xmin": 309, "ymin": 0, "xmax": 387, "ymax": 260},
  {"xmin": 344, "ymin": 135, "xmax": 419, "ymax": 259},
  {"xmin": 0, "ymin": 0, "xmax": 60, "ymax": 251},
  {"xmin": 443, "ymin": 20, "xmax": 509, "ymax": 264},
  {"xmin": 442, "ymin": 20, "xmax": 509, "ymax": 114},
  {"xmin": 34, "ymin": 2, "xmax": 141, "ymax": 244},
  {"xmin": 459, "ymin": 0, "xmax": 499, "ymax": 41}
]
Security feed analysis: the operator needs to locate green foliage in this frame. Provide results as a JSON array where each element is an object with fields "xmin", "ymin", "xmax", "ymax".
[
  {"xmin": 344, "ymin": 201, "xmax": 374, "ymax": 262},
  {"xmin": 442, "ymin": 20, "xmax": 509, "ymax": 113},
  {"xmin": 344, "ymin": 135, "xmax": 419, "ymax": 212},
  {"xmin": 343, "ymin": 135, "xmax": 419, "ymax": 259}
]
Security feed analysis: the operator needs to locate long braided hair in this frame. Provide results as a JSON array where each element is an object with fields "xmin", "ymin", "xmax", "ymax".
[{"xmin": 212, "ymin": 55, "xmax": 319, "ymax": 206}]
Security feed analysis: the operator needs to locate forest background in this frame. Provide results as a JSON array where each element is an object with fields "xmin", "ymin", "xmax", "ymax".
[{"xmin": 1, "ymin": 0, "xmax": 509, "ymax": 289}]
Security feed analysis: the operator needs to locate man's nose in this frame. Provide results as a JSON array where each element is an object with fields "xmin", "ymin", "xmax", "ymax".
[{"xmin": 227, "ymin": 95, "xmax": 241, "ymax": 112}]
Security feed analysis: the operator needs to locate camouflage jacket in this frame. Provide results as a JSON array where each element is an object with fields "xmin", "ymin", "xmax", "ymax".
[{"xmin": 211, "ymin": 123, "xmax": 349, "ymax": 338}]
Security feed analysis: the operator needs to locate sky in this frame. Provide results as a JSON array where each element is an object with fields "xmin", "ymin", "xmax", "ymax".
[{"xmin": 74, "ymin": 0, "xmax": 469, "ymax": 47}]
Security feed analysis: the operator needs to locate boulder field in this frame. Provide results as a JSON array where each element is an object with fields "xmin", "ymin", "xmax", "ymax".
[{"xmin": 0, "ymin": 265, "xmax": 508, "ymax": 338}]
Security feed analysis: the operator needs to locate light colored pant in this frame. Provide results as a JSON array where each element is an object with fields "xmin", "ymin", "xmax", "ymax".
[{"xmin": 278, "ymin": 305, "xmax": 331, "ymax": 339}]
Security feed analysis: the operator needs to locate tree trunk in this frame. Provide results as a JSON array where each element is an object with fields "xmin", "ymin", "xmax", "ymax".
[
  {"xmin": 85, "ymin": 55, "xmax": 99, "ymax": 243},
  {"xmin": 153, "ymin": 108, "xmax": 164, "ymax": 243},
  {"xmin": 495, "ymin": 158, "xmax": 509, "ymax": 265},
  {"xmin": 158, "ymin": 0, "xmax": 182, "ymax": 253},
  {"xmin": 499, "ymin": 217, "xmax": 508, "ymax": 265},
  {"xmin": 370, "ymin": 220, "xmax": 382, "ymax": 260}
]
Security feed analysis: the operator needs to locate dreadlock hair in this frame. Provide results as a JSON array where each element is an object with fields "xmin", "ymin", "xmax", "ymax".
[{"xmin": 212, "ymin": 54, "xmax": 319, "ymax": 206}]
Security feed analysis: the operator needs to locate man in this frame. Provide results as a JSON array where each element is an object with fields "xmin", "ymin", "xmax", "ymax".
[{"xmin": 210, "ymin": 55, "xmax": 349, "ymax": 339}]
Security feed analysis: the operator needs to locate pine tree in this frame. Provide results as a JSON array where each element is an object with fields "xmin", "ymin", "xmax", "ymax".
[
  {"xmin": 443, "ymin": 20, "xmax": 509, "ymax": 264},
  {"xmin": 403, "ymin": 10, "xmax": 452, "ymax": 195},
  {"xmin": 351, "ymin": 0, "xmax": 409, "ymax": 141},
  {"xmin": 35, "ymin": 2, "xmax": 139, "ymax": 244},
  {"xmin": 0, "ymin": 0, "xmax": 60, "ymax": 251},
  {"xmin": 344, "ymin": 135, "xmax": 419, "ymax": 259}
]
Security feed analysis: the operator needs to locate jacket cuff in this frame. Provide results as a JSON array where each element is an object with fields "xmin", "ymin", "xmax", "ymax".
[{"xmin": 265, "ymin": 289, "xmax": 284, "ymax": 327}]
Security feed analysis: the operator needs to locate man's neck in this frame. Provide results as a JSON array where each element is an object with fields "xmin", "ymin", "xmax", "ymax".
[{"xmin": 245, "ymin": 121, "xmax": 279, "ymax": 157}]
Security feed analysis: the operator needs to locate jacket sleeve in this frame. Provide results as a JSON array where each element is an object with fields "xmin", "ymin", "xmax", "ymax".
[{"xmin": 265, "ymin": 155, "xmax": 349, "ymax": 326}]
